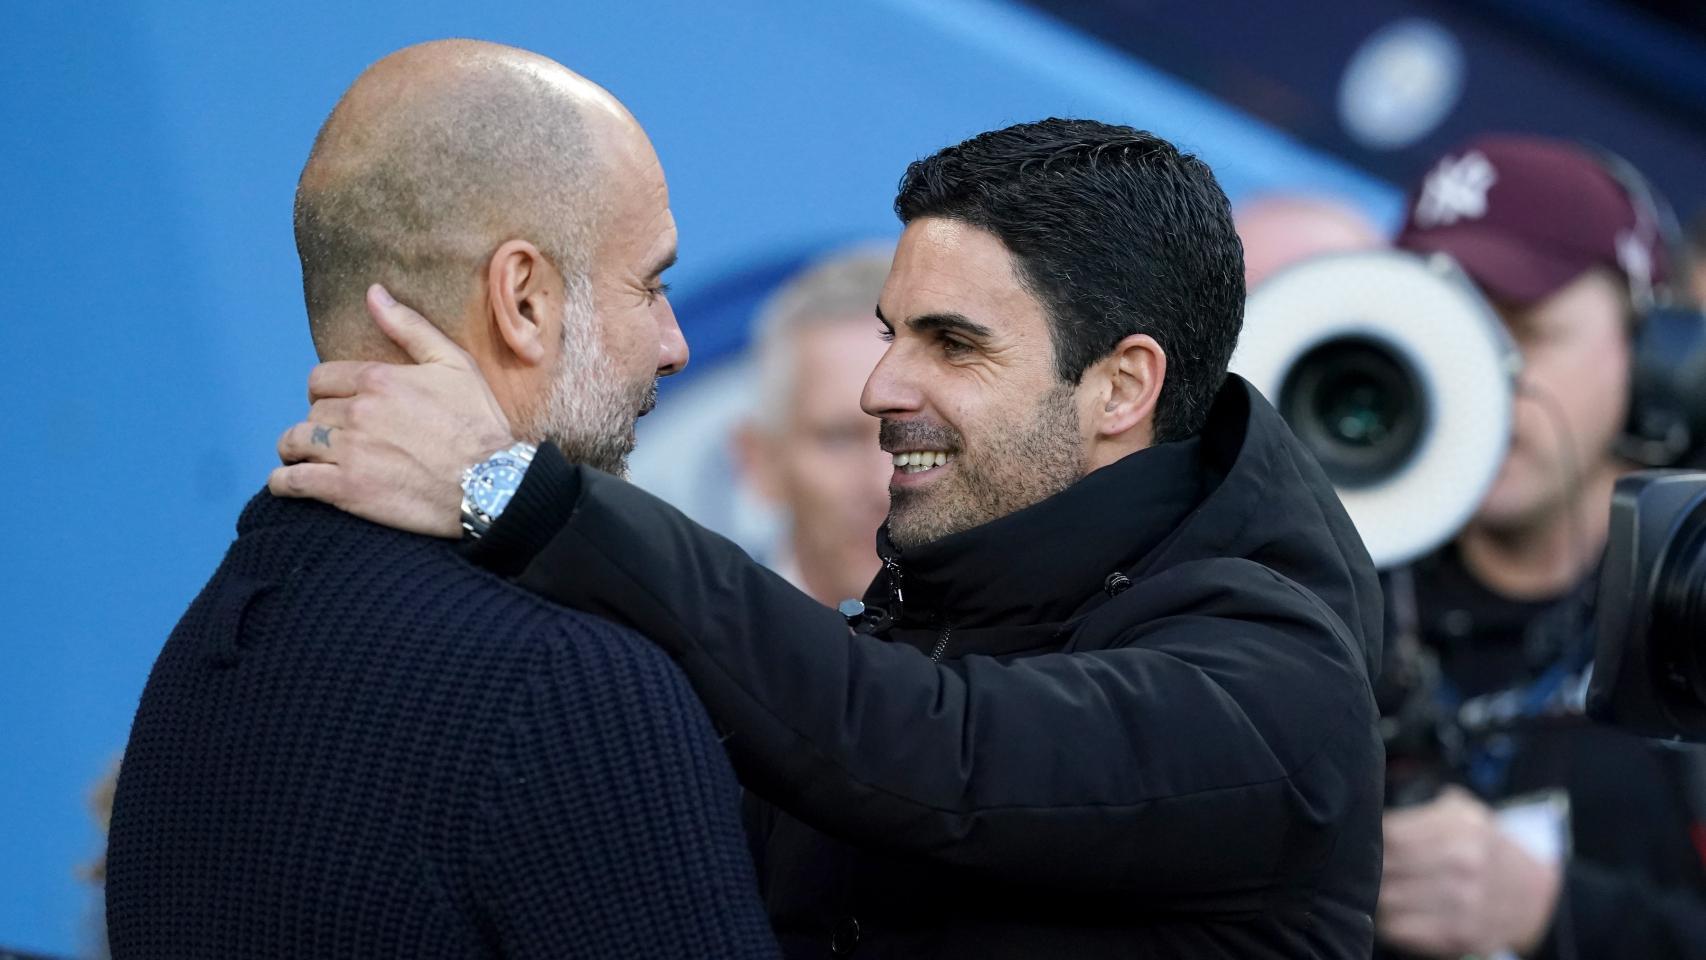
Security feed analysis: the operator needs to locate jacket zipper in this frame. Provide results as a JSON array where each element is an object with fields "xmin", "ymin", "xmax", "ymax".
[
  {"xmin": 885, "ymin": 555, "xmax": 953, "ymax": 662},
  {"xmin": 929, "ymin": 624, "xmax": 953, "ymax": 662}
]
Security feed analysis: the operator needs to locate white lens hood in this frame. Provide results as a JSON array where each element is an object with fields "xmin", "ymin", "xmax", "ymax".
[{"xmin": 1232, "ymin": 250, "xmax": 1519, "ymax": 569}]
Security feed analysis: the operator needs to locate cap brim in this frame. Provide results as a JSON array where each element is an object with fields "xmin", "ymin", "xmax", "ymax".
[{"xmin": 1398, "ymin": 227, "xmax": 1590, "ymax": 306}]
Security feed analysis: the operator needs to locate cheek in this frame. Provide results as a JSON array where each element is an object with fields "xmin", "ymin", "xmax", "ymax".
[
  {"xmin": 934, "ymin": 391, "xmax": 986, "ymax": 446},
  {"xmin": 1520, "ymin": 339, "xmax": 1631, "ymax": 449},
  {"xmin": 1567, "ymin": 338, "xmax": 1630, "ymax": 426},
  {"xmin": 623, "ymin": 318, "xmax": 659, "ymax": 371},
  {"xmin": 778, "ymin": 446, "xmax": 839, "ymax": 505},
  {"xmin": 594, "ymin": 305, "xmax": 655, "ymax": 373},
  {"xmin": 940, "ymin": 366, "xmax": 1064, "ymax": 448},
  {"xmin": 783, "ymin": 444, "xmax": 882, "ymax": 508}
]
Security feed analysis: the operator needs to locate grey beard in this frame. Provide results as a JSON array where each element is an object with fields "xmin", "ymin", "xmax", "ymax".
[
  {"xmin": 885, "ymin": 381, "xmax": 1086, "ymax": 550},
  {"xmin": 522, "ymin": 291, "xmax": 653, "ymax": 478}
]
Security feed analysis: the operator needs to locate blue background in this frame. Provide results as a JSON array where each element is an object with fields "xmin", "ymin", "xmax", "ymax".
[{"xmin": 0, "ymin": 1, "xmax": 1400, "ymax": 952}]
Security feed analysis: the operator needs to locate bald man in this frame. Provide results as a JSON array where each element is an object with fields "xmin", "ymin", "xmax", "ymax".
[
  {"xmin": 1236, "ymin": 193, "xmax": 1385, "ymax": 289},
  {"xmin": 105, "ymin": 41, "xmax": 777, "ymax": 959}
]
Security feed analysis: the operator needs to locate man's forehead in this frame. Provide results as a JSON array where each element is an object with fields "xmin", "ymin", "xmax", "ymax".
[
  {"xmin": 793, "ymin": 321, "xmax": 885, "ymax": 380},
  {"xmin": 795, "ymin": 313, "xmax": 886, "ymax": 354},
  {"xmin": 595, "ymin": 170, "xmax": 675, "ymax": 274},
  {"xmin": 644, "ymin": 211, "xmax": 678, "ymax": 271},
  {"xmin": 879, "ymin": 218, "xmax": 1037, "ymax": 325}
]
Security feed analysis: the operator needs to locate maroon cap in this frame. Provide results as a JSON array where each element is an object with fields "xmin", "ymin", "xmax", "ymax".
[{"xmin": 1396, "ymin": 134, "xmax": 1669, "ymax": 306}]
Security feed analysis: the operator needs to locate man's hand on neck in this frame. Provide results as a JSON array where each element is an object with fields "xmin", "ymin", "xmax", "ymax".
[{"xmin": 271, "ymin": 284, "xmax": 516, "ymax": 538}]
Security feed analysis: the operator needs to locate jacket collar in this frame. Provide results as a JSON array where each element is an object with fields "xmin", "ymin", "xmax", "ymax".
[{"xmin": 867, "ymin": 416, "xmax": 1210, "ymax": 631}]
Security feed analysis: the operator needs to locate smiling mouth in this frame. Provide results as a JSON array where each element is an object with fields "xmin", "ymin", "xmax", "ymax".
[{"xmin": 892, "ymin": 450, "xmax": 955, "ymax": 475}]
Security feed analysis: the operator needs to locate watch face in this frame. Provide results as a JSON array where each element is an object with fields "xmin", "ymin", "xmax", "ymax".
[{"xmin": 470, "ymin": 458, "xmax": 524, "ymax": 519}]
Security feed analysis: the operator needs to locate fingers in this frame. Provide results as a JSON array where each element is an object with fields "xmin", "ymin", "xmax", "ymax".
[
  {"xmin": 367, "ymin": 284, "xmax": 470, "ymax": 366},
  {"xmin": 305, "ymin": 283, "xmax": 476, "ymax": 403},
  {"xmin": 268, "ymin": 462, "xmax": 343, "ymax": 501},
  {"xmin": 1376, "ymin": 877, "xmax": 1476, "ymax": 955},
  {"xmin": 277, "ymin": 421, "xmax": 344, "ymax": 466},
  {"xmin": 306, "ymin": 396, "xmax": 355, "ymax": 428},
  {"xmin": 306, "ymin": 360, "xmax": 415, "ymax": 407},
  {"xmin": 1375, "ymin": 910, "xmax": 1450, "ymax": 956},
  {"xmin": 307, "ymin": 361, "xmax": 377, "ymax": 402},
  {"xmin": 269, "ymin": 444, "xmax": 464, "ymax": 540}
]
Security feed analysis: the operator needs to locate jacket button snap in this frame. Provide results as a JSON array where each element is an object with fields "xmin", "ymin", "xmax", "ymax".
[
  {"xmin": 830, "ymin": 915, "xmax": 862, "ymax": 955},
  {"xmin": 1104, "ymin": 572, "xmax": 1132, "ymax": 597}
]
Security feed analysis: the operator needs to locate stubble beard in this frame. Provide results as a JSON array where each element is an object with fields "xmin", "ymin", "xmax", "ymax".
[{"xmin": 885, "ymin": 381, "xmax": 1087, "ymax": 551}]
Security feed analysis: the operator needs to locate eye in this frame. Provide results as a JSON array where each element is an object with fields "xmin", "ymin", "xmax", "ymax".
[
  {"xmin": 877, "ymin": 325, "xmax": 895, "ymax": 343},
  {"xmin": 645, "ymin": 281, "xmax": 672, "ymax": 304},
  {"xmin": 938, "ymin": 334, "xmax": 973, "ymax": 358}
]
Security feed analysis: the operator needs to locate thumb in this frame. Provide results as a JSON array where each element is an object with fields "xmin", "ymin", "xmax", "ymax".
[{"xmin": 367, "ymin": 284, "xmax": 471, "ymax": 367}]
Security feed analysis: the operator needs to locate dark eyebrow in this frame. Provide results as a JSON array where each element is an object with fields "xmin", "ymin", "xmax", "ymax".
[
  {"xmin": 874, "ymin": 305, "xmax": 993, "ymax": 341},
  {"xmin": 906, "ymin": 311, "xmax": 994, "ymax": 341},
  {"xmin": 645, "ymin": 247, "xmax": 678, "ymax": 281}
]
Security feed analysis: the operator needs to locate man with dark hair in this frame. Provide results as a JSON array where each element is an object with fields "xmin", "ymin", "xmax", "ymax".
[
  {"xmin": 276, "ymin": 118, "xmax": 1386, "ymax": 958},
  {"xmin": 107, "ymin": 41, "xmax": 777, "ymax": 959},
  {"xmin": 890, "ymin": 121, "xmax": 1245, "ymax": 445}
]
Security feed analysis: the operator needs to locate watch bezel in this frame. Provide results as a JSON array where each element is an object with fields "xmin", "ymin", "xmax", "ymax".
[{"xmin": 459, "ymin": 442, "xmax": 537, "ymax": 540}]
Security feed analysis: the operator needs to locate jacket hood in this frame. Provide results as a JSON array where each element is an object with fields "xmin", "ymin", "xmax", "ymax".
[{"xmin": 871, "ymin": 375, "xmax": 1384, "ymax": 679}]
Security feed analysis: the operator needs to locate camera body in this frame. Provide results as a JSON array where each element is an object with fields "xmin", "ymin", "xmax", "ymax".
[{"xmin": 1588, "ymin": 471, "xmax": 1706, "ymax": 741}]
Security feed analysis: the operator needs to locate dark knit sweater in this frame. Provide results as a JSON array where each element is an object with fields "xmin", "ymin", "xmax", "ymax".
[{"xmin": 106, "ymin": 492, "xmax": 777, "ymax": 959}]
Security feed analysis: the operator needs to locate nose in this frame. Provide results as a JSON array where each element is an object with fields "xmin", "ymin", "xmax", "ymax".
[
  {"xmin": 656, "ymin": 298, "xmax": 689, "ymax": 377},
  {"xmin": 860, "ymin": 344, "xmax": 921, "ymax": 419}
]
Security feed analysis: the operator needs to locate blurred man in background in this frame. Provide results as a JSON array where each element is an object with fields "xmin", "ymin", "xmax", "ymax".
[
  {"xmin": 1236, "ymin": 192, "xmax": 1385, "ymax": 289},
  {"xmin": 1375, "ymin": 134, "xmax": 1706, "ymax": 959},
  {"xmin": 733, "ymin": 246, "xmax": 894, "ymax": 607}
]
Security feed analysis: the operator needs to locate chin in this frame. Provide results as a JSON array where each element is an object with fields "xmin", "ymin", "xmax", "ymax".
[{"xmin": 1473, "ymin": 481, "xmax": 1560, "ymax": 535}]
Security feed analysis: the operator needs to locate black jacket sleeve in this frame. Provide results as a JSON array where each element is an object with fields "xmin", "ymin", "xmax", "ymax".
[
  {"xmin": 475, "ymin": 455, "xmax": 1377, "ymax": 898},
  {"xmin": 1538, "ymin": 860, "xmax": 1706, "ymax": 960}
]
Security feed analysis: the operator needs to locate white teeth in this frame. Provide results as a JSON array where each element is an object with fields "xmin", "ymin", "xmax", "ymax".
[{"xmin": 892, "ymin": 450, "xmax": 953, "ymax": 473}]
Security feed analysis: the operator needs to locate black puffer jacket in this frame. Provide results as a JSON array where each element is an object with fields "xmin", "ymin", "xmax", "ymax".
[{"xmin": 469, "ymin": 375, "xmax": 1386, "ymax": 959}]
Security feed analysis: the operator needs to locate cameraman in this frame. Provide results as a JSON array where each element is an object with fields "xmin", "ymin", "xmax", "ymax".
[{"xmin": 1374, "ymin": 134, "xmax": 1706, "ymax": 958}]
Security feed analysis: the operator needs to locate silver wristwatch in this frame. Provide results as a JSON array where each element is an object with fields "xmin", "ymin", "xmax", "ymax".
[{"xmin": 459, "ymin": 441, "xmax": 538, "ymax": 540}]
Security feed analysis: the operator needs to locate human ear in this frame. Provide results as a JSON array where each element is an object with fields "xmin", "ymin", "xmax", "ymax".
[
  {"xmin": 484, "ymin": 239, "xmax": 557, "ymax": 367},
  {"xmin": 1093, "ymin": 333, "xmax": 1166, "ymax": 440}
]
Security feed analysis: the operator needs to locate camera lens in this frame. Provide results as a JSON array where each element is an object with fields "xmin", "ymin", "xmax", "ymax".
[{"xmin": 1278, "ymin": 336, "xmax": 1428, "ymax": 488}]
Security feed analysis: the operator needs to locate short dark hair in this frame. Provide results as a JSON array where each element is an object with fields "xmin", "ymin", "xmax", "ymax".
[{"xmin": 894, "ymin": 118, "xmax": 1245, "ymax": 443}]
